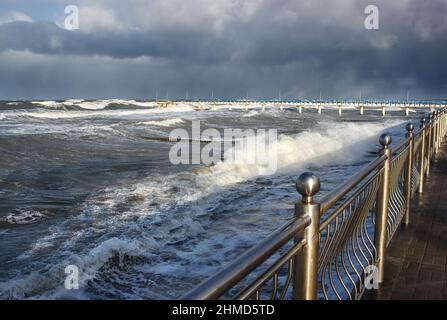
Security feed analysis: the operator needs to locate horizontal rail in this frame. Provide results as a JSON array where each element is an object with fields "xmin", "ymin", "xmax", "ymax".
[{"xmin": 235, "ymin": 240, "xmax": 306, "ymax": 300}]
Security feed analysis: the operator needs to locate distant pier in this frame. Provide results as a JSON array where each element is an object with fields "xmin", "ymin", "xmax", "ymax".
[{"xmin": 157, "ymin": 100, "xmax": 445, "ymax": 116}]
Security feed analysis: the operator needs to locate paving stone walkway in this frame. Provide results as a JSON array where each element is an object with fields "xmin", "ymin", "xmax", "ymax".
[{"xmin": 370, "ymin": 142, "xmax": 447, "ymax": 299}]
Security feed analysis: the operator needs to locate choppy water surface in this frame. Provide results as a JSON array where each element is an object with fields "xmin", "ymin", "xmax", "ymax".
[{"xmin": 0, "ymin": 100, "xmax": 421, "ymax": 299}]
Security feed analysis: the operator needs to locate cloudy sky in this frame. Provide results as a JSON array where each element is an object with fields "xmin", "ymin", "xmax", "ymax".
[{"xmin": 0, "ymin": 0, "xmax": 446, "ymax": 100}]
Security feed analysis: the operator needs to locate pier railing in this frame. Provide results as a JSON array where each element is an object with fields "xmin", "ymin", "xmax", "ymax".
[{"xmin": 183, "ymin": 109, "xmax": 447, "ymax": 300}]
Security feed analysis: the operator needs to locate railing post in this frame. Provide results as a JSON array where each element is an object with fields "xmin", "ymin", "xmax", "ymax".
[
  {"xmin": 442, "ymin": 110, "xmax": 445, "ymax": 140},
  {"xmin": 435, "ymin": 110, "xmax": 440, "ymax": 154},
  {"xmin": 294, "ymin": 172, "xmax": 321, "ymax": 300},
  {"xmin": 444, "ymin": 109, "xmax": 446, "ymax": 137},
  {"xmin": 443, "ymin": 110, "xmax": 446, "ymax": 141},
  {"xmin": 432, "ymin": 112, "xmax": 437, "ymax": 155},
  {"xmin": 437, "ymin": 111, "xmax": 441, "ymax": 149},
  {"xmin": 403, "ymin": 124, "xmax": 414, "ymax": 226},
  {"xmin": 418, "ymin": 118, "xmax": 427, "ymax": 193},
  {"xmin": 444, "ymin": 110, "xmax": 446, "ymax": 136},
  {"xmin": 432, "ymin": 112, "xmax": 435, "ymax": 148},
  {"xmin": 375, "ymin": 134, "xmax": 392, "ymax": 283},
  {"xmin": 436, "ymin": 111, "xmax": 441, "ymax": 153},
  {"xmin": 426, "ymin": 114, "xmax": 432, "ymax": 176},
  {"xmin": 440, "ymin": 110, "xmax": 444, "ymax": 146}
]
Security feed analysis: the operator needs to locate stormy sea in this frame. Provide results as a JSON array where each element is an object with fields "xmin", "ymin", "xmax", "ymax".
[{"xmin": 0, "ymin": 99, "xmax": 424, "ymax": 299}]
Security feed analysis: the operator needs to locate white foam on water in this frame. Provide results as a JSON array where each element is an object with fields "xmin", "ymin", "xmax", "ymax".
[
  {"xmin": 0, "ymin": 120, "xmax": 120, "ymax": 136},
  {"xmin": 62, "ymin": 99, "xmax": 84, "ymax": 106},
  {"xmin": 26, "ymin": 111, "xmax": 103, "ymax": 119},
  {"xmin": 30, "ymin": 99, "xmax": 151, "ymax": 110},
  {"xmin": 0, "ymin": 237, "xmax": 146, "ymax": 299},
  {"xmin": 24, "ymin": 105, "xmax": 195, "ymax": 120},
  {"xmin": 30, "ymin": 101, "xmax": 62, "ymax": 109},
  {"xmin": 242, "ymin": 110, "xmax": 259, "ymax": 117},
  {"xmin": 128, "ymin": 100, "xmax": 157, "ymax": 108},
  {"xmin": 2, "ymin": 209, "xmax": 46, "ymax": 225},
  {"xmin": 30, "ymin": 100, "xmax": 119, "ymax": 110},
  {"xmin": 76, "ymin": 100, "xmax": 123, "ymax": 110},
  {"xmin": 137, "ymin": 118, "xmax": 184, "ymax": 127}
]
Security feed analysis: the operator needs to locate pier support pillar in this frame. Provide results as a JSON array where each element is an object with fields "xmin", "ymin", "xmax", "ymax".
[
  {"xmin": 338, "ymin": 105, "xmax": 342, "ymax": 116},
  {"xmin": 382, "ymin": 106, "xmax": 386, "ymax": 117},
  {"xmin": 360, "ymin": 105, "xmax": 364, "ymax": 115},
  {"xmin": 318, "ymin": 105, "xmax": 322, "ymax": 115}
]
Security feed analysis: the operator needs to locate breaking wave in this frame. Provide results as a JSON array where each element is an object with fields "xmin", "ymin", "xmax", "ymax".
[
  {"xmin": 137, "ymin": 118, "xmax": 184, "ymax": 127},
  {"xmin": 200, "ymin": 120, "xmax": 403, "ymax": 187}
]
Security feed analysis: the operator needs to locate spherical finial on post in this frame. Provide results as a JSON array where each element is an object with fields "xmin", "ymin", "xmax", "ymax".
[
  {"xmin": 296, "ymin": 172, "xmax": 320, "ymax": 204},
  {"xmin": 420, "ymin": 117, "xmax": 427, "ymax": 126},
  {"xmin": 379, "ymin": 133, "xmax": 392, "ymax": 149},
  {"xmin": 406, "ymin": 123, "xmax": 414, "ymax": 133}
]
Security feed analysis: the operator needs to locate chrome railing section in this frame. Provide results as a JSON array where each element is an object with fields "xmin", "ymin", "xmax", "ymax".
[
  {"xmin": 183, "ymin": 215, "xmax": 311, "ymax": 300},
  {"xmin": 318, "ymin": 162, "xmax": 383, "ymax": 300},
  {"xmin": 183, "ymin": 108, "xmax": 447, "ymax": 300}
]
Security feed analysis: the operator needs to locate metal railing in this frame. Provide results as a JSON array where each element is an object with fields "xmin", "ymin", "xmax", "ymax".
[{"xmin": 183, "ymin": 108, "xmax": 447, "ymax": 300}]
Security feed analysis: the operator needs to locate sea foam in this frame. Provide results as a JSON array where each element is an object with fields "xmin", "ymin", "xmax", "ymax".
[{"xmin": 137, "ymin": 118, "xmax": 184, "ymax": 127}]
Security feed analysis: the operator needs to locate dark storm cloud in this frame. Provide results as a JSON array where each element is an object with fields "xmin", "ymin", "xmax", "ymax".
[
  {"xmin": 0, "ymin": 21, "xmax": 235, "ymax": 64},
  {"xmin": 0, "ymin": 0, "xmax": 446, "ymax": 100}
]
